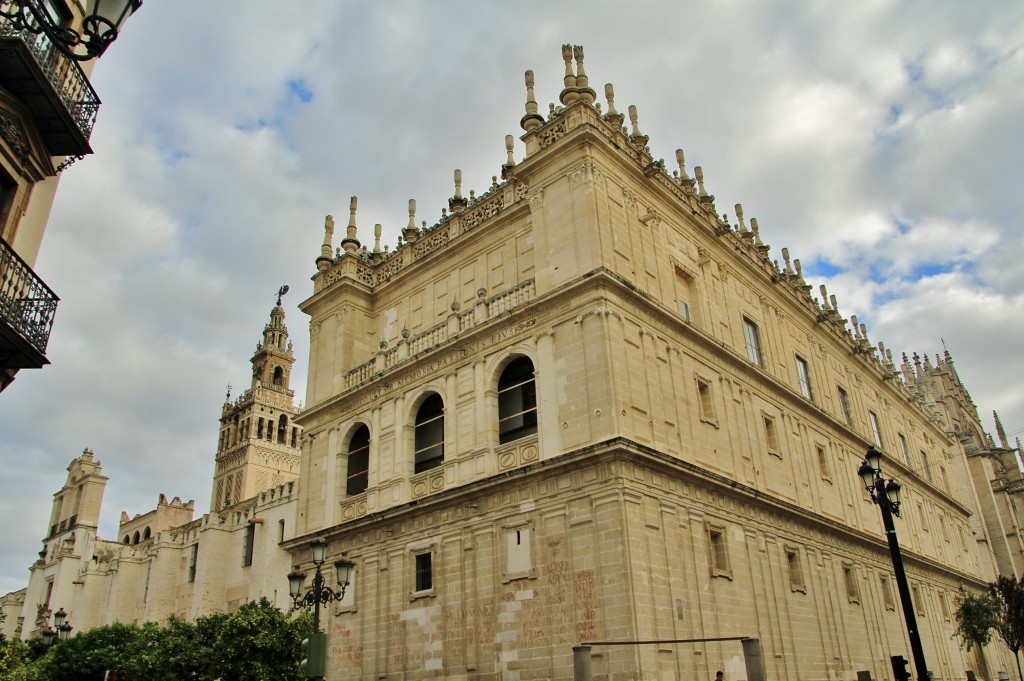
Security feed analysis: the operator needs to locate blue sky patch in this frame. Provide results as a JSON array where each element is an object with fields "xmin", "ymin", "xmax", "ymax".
[{"xmin": 288, "ymin": 79, "xmax": 314, "ymax": 103}]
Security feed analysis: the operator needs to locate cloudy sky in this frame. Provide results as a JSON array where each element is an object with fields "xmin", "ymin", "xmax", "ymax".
[{"xmin": 1, "ymin": 0, "xmax": 1022, "ymax": 595}]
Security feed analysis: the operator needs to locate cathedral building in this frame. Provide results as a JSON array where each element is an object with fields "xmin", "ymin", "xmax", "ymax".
[{"xmin": 5, "ymin": 44, "xmax": 1023, "ymax": 681}]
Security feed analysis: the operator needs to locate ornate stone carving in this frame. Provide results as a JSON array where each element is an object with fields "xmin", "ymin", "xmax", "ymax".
[
  {"xmin": 528, "ymin": 188, "xmax": 545, "ymax": 213},
  {"xmin": 413, "ymin": 226, "xmax": 450, "ymax": 259},
  {"xmin": 462, "ymin": 196, "xmax": 504, "ymax": 232},
  {"xmin": 539, "ymin": 121, "xmax": 567, "ymax": 148},
  {"xmin": 0, "ymin": 110, "xmax": 31, "ymax": 164},
  {"xmin": 568, "ymin": 159, "xmax": 607, "ymax": 189}
]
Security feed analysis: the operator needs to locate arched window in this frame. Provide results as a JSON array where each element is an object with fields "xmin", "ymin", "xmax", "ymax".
[
  {"xmin": 498, "ymin": 357, "xmax": 538, "ymax": 444},
  {"xmin": 132, "ymin": 531, "xmax": 140, "ymax": 544},
  {"xmin": 414, "ymin": 393, "xmax": 445, "ymax": 474},
  {"xmin": 277, "ymin": 415, "xmax": 288, "ymax": 444},
  {"xmin": 346, "ymin": 425, "xmax": 370, "ymax": 496},
  {"xmin": 273, "ymin": 366, "xmax": 284, "ymax": 386},
  {"xmin": 123, "ymin": 535, "xmax": 130, "ymax": 544},
  {"xmin": 142, "ymin": 527, "xmax": 151, "ymax": 541}
]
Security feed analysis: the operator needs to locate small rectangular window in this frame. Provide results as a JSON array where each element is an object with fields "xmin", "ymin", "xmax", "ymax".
[
  {"xmin": 678, "ymin": 300, "xmax": 690, "ymax": 321},
  {"xmin": 939, "ymin": 591, "xmax": 950, "ymax": 621},
  {"xmin": 743, "ymin": 318, "xmax": 762, "ymax": 366},
  {"xmin": 697, "ymin": 377, "xmax": 716, "ymax": 424},
  {"xmin": 707, "ymin": 523, "xmax": 731, "ymax": 578},
  {"xmin": 796, "ymin": 356, "xmax": 813, "ymax": 400},
  {"xmin": 786, "ymin": 548, "xmax": 805, "ymax": 592},
  {"xmin": 817, "ymin": 444, "xmax": 831, "ymax": 480},
  {"xmin": 763, "ymin": 415, "xmax": 780, "ymax": 456},
  {"xmin": 869, "ymin": 411, "xmax": 883, "ymax": 448},
  {"xmin": 414, "ymin": 552, "xmax": 433, "ymax": 592},
  {"xmin": 912, "ymin": 584, "xmax": 924, "ymax": 615},
  {"xmin": 880, "ymin": 575, "xmax": 895, "ymax": 610},
  {"xmin": 843, "ymin": 563, "xmax": 860, "ymax": 603},
  {"xmin": 837, "ymin": 387, "xmax": 852, "ymax": 426},
  {"xmin": 921, "ymin": 451, "xmax": 932, "ymax": 482}
]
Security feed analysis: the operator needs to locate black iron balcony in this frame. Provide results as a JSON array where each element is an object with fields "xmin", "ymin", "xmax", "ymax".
[
  {"xmin": 0, "ymin": 5, "xmax": 100, "ymax": 156},
  {"xmin": 0, "ymin": 236, "xmax": 58, "ymax": 371}
]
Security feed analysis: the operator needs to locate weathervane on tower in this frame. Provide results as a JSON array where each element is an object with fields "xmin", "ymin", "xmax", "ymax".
[{"xmin": 276, "ymin": 285, "xmax": 289, "ymax": 306}]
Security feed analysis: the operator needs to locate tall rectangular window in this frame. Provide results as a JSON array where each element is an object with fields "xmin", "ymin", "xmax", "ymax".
[
  {"xmin": 869, "ymin": 411, "xmax": 883, "ymax": 448},
  {"xmin": 786, "ymin": 548, "xmax": 805, "ymax": 592},
  {"xmin": 242, "ymin": 523, "xmax": 255, "ymax": 567},
  {"xmin": 843, "ymin": 563, "xmax": 860, "ymax": 603},
  {"xmin": 743, "ymin": 318, "xmax": 763, "ymax": 366},
  {"xmin": 880, "ymin": 575, "xmax": 895, "ymax": 610},
  {"xmin": 188, "ymin": 544, "xmax": 199, "ymax": 583},
  {"xmin": 414, "ymin": 552, "xmax": 433, "ymax": 592},
  {"xmin": 707, "ymin": 523, "xmax": 731, "ymax": 578},
  {"xmin": 921, "ymin": 451, "xmax": 932, "ymax": 482},
  {"xmin": 898, "ymin": 433, "xmax": 911, "ymax": 467},
  {"xmin": 837, "ymin": 387, "xmax": 852, "ymax": 426},
  {"xmin": 796, "ymin": 356, "xmax": 813, "ymax": 400},
  {"xmin": 763, "ymin": 415, "xmax": 780, "ymax": 456},
  {"xmin": 697, "ymin": 377, "xmax": 716, "ymax": 423},
  {"xmin": 675, "ymin": 267, "xmax": 698, "ymax": 324},
  {"xmin": 817, "ymin": 444, "xmax": 831, "ymax": 480}
]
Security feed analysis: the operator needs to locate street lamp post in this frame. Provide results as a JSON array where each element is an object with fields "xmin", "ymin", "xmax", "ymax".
[
  {"xmin": 41, "ymin": 607, "xmax": 72, "ymax": 646},
  {"xmin": 288, "ymin": 540, "xmax": 354, "ymax": 679},
  {"xmin": 858, "ymin": 447, "xmax": 930, "ymax": 681},
  {"xmin": 0, "ymin": 0, "xmax": 143, "ymax": 60}
]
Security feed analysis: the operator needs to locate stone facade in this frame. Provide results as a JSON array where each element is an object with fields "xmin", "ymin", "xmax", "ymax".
[
  {"xmin": 289, "ymin": 45, "xmax": 1019, "ymax": 680},
  {"xmin": 6, "ymin": 43, "xmax": 1024, "ymax": 681}
]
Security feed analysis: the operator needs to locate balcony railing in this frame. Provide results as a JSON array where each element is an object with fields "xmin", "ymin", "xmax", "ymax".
[
  {"xmin": 0, "ymin": 237, "xmax": 58, "ymax": 355},
  {"xmin": 0, "ymin": 5, "xmax": 100, "ymax": 155}
]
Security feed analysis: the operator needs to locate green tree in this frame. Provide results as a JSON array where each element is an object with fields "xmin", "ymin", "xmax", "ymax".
[
  {"xmin": 207, "ymin": 598, "xmax": 311, "ymax": 681},
  {"xmin": 954, "ymin": 588, "xmax": 1001, "ymax": 651},
  {"xmin": 0, "ymin": 600, "xmax": 309, "ymax": 681},
  {"xmin": 991, "ymin": 576, "xmax": 1024, "ymax": 681}
]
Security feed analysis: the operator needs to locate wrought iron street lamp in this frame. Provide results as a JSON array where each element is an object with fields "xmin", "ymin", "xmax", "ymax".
[
  {"xmin": 41, "ymin": 607, "xmax": 72, "ymax": 645},
  {"xmin": 858, "ymin": 447, "xmax": 930, "ymax": 681},
  {"xmin": 288, "ymin": 540, "xmax": 353, "ymax": 635},
  {"xmin": 0, "ymin": 0, "xmax": 142, "ymax": 60}
]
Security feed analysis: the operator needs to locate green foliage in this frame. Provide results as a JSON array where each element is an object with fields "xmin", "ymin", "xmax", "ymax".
[
  {"xmin": 954, "ymin": 588, "xmax": 1001, "ymax": 651},
  {"xmin": 991, "ymin": 575, "xmax": 1024, "ymax": 681},
  {"xmin": 0, "ymin": 599, "xmax": 313, "ymax": 681}
]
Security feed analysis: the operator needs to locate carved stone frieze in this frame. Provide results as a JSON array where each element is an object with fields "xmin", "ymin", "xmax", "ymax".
[
  {"xmin": 462, "ymin": 196, "xmax": 504, "ymax": 232},
  {"xmin": 0, "ymin": 109, "xmax": 31, "ymax": 164},
  {"xmin": 413, "ymin": 225, "xmax": 450, "ymax": 259}
]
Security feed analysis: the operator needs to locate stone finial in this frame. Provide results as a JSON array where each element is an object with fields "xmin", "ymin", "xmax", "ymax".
[
  {"xmin": 793, "ymin": 258, "xmax": 805, "ymax": 282},
  {"xmin": 449, "ymin": 169, "xmax": 468, "ymax": 213},
  {"xmin": 604, "ymin": 83, "xmax": 624, "ymax": 127},
  {"xmin": 694, "ymin": 166, "xmax": 714, "ymax": 203},
  {"xmin": 573, "ymin": 45, "xmax": 596, "ymax": 104},
  {"xmin": 735, "ymin": 204, "xmax": 748, "ymax": 233},
  {"xmin": 403, "ymin": 199, "xmax": 419, "ymax": 243},
  {"xmin": 675, "ymin": 149, "xmax": 694, "ymax": 187},
  {"xmin": 520, "ymin": 70, "xmax": 544, "ymax": 132},
  {"xmin": 750, "ymin": 217, "xmax": 764, "ymax": 246},
  {"xmin": 819, "ymin": 285, "xmax": 831, "ymax": 310},
  {"xmin": 829, "ymin": 294, "xmax": 839, "ymax": 313},
  {"xmin": 860, "ymin": 323, "xmax": 870, "ymax": 344},
  {"xmin": 627, "ymin": 105, "xmax": 649, "ymax": 149},
  {"xmin": 505, "ymin": 134, "xmax": 515, "ymax": 166},
  {"xmin": 341, "ymin": 196, "xmax": 361, "ymax": 253},
  {"xmin": 781, "ymin": 248, "xmax": 794, "ymax": 275},
  {"xmin": 316, "ymin": 214, "xmax": 335, "ymax": 270},
  {"xmin": 995, "ymin": 411, "xmax": 1009, "ymax": 448},
  {"xmin": 559, "ymin": 44, "xmax": 579, "ymax": 105},
  {"xmin": 372, "ymin": 223, "xmax": 382, "ymax": 256},
  {"xmin": 851, "ymin": 315, "xmax": 860, "ymax": 338}
]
